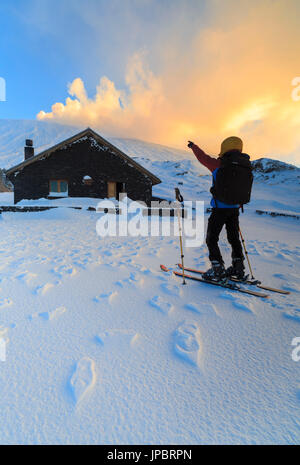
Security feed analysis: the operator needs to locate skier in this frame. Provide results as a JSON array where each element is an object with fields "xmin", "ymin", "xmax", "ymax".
[{"xmin": 187, "ymin": 136, "xmax": 252, "ymax": 280}]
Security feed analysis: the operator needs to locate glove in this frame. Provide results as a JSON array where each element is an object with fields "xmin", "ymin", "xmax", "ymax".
[{"xmin": 187, "ymin": 141, "xmax": 194, "ymax": 149}]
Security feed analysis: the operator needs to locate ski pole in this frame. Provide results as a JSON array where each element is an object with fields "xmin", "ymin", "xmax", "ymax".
[
  {"xmin": 175, "ymin": 188, "xmax": 186, "ymax": 285},
  {"xmin": 239, "ymin": 226, "xmax": 255, "ymax": 280}
]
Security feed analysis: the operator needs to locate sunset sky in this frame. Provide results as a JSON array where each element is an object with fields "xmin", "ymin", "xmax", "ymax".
[{"xmin": 0, "ymin": 0, "xmax": 300, "ymax": 164}]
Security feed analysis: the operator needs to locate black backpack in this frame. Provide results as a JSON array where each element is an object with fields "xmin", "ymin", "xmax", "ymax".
[{"xmin": 210, "ymin": 150, "xmax": 253, "ymax": 206}]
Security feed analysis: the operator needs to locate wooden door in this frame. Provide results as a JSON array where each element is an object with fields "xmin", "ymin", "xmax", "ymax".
[{"xmin": 107, "ymin": 181, "xmax": 117, "ymax": 198}]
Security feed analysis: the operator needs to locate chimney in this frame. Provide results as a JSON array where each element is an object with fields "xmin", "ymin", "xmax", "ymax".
[{"xmin": 24, "ymin": 139, "xmax": 34, "ymax": 160}]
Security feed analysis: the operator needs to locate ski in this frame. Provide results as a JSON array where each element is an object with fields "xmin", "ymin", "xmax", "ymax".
[
  {"xmin": 177, "ymin": 264, "xmax": 290, "ymax": 295},
  {"xmin": 160, "ymin": 265, "xmax": 269, "ymax": 298}
]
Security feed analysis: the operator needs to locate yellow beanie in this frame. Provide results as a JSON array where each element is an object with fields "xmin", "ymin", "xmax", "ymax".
[{"xmin": 219, "ymin": 136, "xmax": 243, "ymax": 157}]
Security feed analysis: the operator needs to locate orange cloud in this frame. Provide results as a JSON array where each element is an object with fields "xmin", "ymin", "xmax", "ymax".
[
  {"xmin": 38, "ymin": 52, "xmax": 164, "ymax": 136},
  {"xmin": 37, "ymin": 0, "xmax": 300, "ymax": 164}
]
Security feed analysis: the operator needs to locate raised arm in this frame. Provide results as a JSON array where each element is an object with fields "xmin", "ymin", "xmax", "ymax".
[{"xmin": 187, "ymin": 141, "xmax": 220, "ymax": 173}]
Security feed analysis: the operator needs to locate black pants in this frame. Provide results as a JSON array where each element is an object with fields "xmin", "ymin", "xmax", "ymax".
[{"xmin": 206, "ymin": 208, "xmax": 244, "ymax": 264}]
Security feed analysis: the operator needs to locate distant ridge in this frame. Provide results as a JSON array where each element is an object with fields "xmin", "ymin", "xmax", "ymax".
[
  {"xmin": 0, "ymin": 119, "xmax": 299, "ymax": 199},
  {"xmin": 0, "ymin": 119, "xmax": 193, "ymax": 169},
  {"xmin": 252, "ymin": 158, "xmax": 300, "ymax": 184}
]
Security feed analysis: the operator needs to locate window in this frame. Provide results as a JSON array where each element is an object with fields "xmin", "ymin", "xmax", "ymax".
[
  {"xmin": 82, "ymin": 175, "xmax": 94, "ymax": 186},
  {"xmin": 49, "ymin": 180, "xmax": 68, "ymax": 197}
]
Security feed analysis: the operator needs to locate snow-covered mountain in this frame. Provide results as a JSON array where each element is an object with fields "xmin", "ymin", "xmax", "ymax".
[
  {"xmin": 252, "ymin": 158, "xmax": 300, "ymax": 185},
  {"xmin": 1, "ymin": 118, "xmax": 299, "ymax": 207},
  {"xmin": 0, "ymin": 119, "xmax": 210, "ymax": 199},
  {"xmin": 0, "ymin": 119, "xmax": 199, "ymax": 168},
  {"xmin": 0, "ymin": 119, "xmax": 80, "ymax": 169}
]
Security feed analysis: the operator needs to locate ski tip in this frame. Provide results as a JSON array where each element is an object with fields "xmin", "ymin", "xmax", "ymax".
[{"xmin": 160, "ymin": 264, "xmax": 170, "ymax": 272}]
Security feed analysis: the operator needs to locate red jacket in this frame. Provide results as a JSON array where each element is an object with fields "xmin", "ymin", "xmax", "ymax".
[
  {"xmin": 191, "ymin": 143, "xmax": 240, "ymax": 209},
  {"xmin": 191, "ymin": 144, "xmax": 220, "ymax": 173}
]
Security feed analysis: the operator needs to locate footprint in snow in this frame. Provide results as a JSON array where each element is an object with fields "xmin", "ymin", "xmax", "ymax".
[
  {"xmin": 34, "ymin": 282, "xmax": 57, "ymax": 296},
  {"xmin": 52, "ymin": 264, "xmax": 77, "ymax": 278},
  {"xmin": 232, "ymin": 300, "xmax": 254, "ymax": 313},
  {"xmin": 185, "ymin": 302, "xmax": 202, "ymax": 314},
  {"xmin": 161, "ymin": 282, "xmax": 181, "ymax": 297},
  {"xmin": 103, "ymin": 250, "xmax": 113, "ymax": 257},
  {"xmin": 93, "ymin": 291, "xmax": 118, "ymax": 304},
  {"xmin": 15, "ymin": 271, "xmax": 37, "ymax": 284},
  {"xmin": 110, "ymin": 243, "xmax": 123, "ymax": 249},
  {"xmin": 128, "ymin": 272, "xmax": 139, "ymax": 282},
  {"xmin": 282, "ymin": 284, "xmax": 300, "ymax": 293},
  {"xmin": 219, "ymin": 291, "xmax": 254, "ymax": 313},
  {"xmin": 39, "ymin": 306, "xmax": 67, "ymax": 321},
  {"xmin": 283, "ymin": 309, "xmax": 300, "ymax": 324},
  {"xmin": 115, "ymin": 258, "xmax": 133, "ymax": 266},
  {"xmin": 0, "ymin": 298, "xmax": 13, "ymax": 308},
  {"xmin": 281, "ymin": 248, "xmax": 293, "ymax": 255},
  {"xmin": 268, "ymin": 300, "xmax": 285, "ymax": 309},
  {"xmin": 275, "ymin": 252, "xmax": 292, "ymax": 261},
  {"xmin": 149, "ymin": 296, "xmax": 174, "ymax": 315},
  {"xmin": 69, "ymin": 357, "xmax": 96, "ymax": 405},
  {"xmin": 114, "ymin": 273, "xmax": 143, "ymax": 288},
  {"xmin": 138, "ymin": 267, "xmax": 151, "ymax": 276},
  {"xmin": 96, "ymin": 329, "xmax": 140, "ymax": 349},
  {"xmin": 173, "ymin": 321, "xmax": 202, "ymax": 367},
  {"xmin": 272, "ymin": 272, "xmax": 287, "ymax": 279},
  {"xmin": 185, "ymin": 302, "xmax": 220, "ymax": 316}
]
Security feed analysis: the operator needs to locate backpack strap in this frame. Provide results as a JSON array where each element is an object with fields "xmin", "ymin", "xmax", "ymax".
[
  {"xmin": 213, "ymin": 195, "xmax": 219, "ymax": 209},
  {"xmin": 210, "ymin": 177, "xmax": 219, "ymax": 209}
]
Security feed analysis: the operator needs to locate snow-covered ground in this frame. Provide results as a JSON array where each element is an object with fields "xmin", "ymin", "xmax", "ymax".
[
  {"xmin": 0, "ymin": 119, "xmax": 299, "ymax": 445},
  {"xmin": 0, "ymin": 198, "xmax": 299, "ymax": 444}
]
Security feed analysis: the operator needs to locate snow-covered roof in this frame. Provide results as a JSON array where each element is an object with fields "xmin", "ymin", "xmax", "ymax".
[{"xmin": 6, "ymin": 127, "xmax": 161, "ymax": 185}]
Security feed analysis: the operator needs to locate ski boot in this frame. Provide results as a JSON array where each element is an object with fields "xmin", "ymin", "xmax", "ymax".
[
  {"xmin": 226, "ymin": 258, "xmax": 246, "ymax": 280},
  {"xmin": 202, "ymin": 261, "xmax": 226, "ymax": 282}
]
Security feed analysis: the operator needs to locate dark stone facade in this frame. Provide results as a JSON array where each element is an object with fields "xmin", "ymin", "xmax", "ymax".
[{"xmin": 8, "ymin": 134, "xmax": 157, "ymax": 205}]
